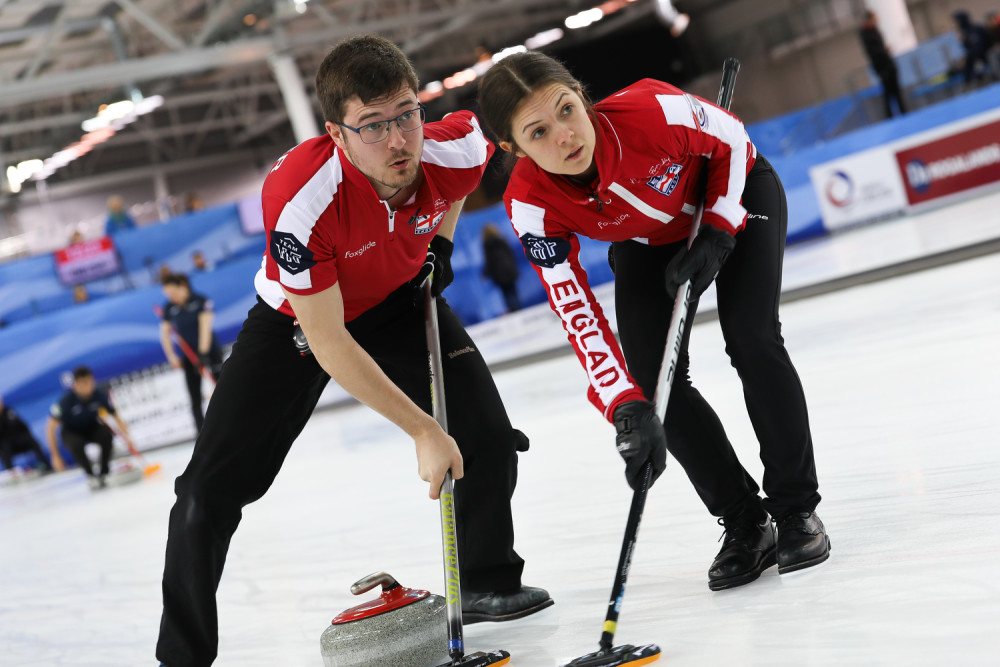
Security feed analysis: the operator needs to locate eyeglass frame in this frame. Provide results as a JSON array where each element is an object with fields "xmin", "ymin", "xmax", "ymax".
[{"xmin": 337, "ymin": 105, "xmax": 427, "ymax": 144}]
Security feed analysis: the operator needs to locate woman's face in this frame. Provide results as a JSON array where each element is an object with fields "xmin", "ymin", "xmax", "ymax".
[{"xmin": 503, "ymin": 83, "xmax": 596, "ymax": 178}]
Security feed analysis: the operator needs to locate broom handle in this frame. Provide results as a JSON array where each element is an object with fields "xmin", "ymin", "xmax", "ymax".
[
  {"xmin": 424, "ymin": 273, "xmax": 465, "ymax": 662},
  {"xmin": 600, "ymin": 57, "xmax": 741, "ymax": 653}
]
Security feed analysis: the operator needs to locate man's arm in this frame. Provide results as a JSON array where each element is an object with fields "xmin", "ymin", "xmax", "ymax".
[
  {"xmin": 110, "ymin": 412, "xmax": 135, "ymax": 449},
  {"xmin": 45, "ymin": 417, "xmax": 65, "ymax": 471},
  {"xmin": 426, "ymin": 197, "xmax": 466, "ymax": 296},
  {"xmin": 435, "ymin": 196, "xmax": 466, "ymax": 242},
  {"xmin": 159, "ymin": 321, "xmax": 181, "ymax": 368},
  {"xmin": 197, "ymin": 311, "xmax": 214, "ymax": 355},
  {"xmin": 282, "ymin": 282, "xmax": 463, "ymax": 499}
]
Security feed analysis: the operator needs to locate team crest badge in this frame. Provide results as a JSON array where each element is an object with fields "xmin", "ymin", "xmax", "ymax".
[
  {"xmin": 647, "ymin": 163, "xmax": 684, "ymax": 197},
  {"xmin": 410, "ymin": 211, "xmax": 446, "ymax": 235}
]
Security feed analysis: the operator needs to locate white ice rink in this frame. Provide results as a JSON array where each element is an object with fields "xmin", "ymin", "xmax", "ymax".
[{"xmin": 2, "ymin": 196, "xmax": 999, "ymax": 666}]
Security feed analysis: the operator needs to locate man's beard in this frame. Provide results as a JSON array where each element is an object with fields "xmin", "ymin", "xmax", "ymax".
[{"xmin": 343, "ymin": 142, "xmax": 420, "ymax": 192}]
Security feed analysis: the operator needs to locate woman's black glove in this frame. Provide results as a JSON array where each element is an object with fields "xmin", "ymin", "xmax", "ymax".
[
  {"xmin": 665, "ymin": 225, "xmax": 736, "ymax": 300},
  {"xmin": 613, "ymin": 400, "xmax": 668, "ymax": 490}
]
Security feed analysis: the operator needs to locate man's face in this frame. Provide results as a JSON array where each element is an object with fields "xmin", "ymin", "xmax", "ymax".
[
  {"xmin": 73, "ymin": 376, "xmax": 95, "ymax": 399},
  {"xmin": 326, "ymin": 84, "xmax": 424, "ymax": 198}
]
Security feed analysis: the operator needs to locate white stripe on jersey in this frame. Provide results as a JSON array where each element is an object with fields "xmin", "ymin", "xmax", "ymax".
[
  {"xmin": 608, "ymin": 182, "xmax": 674, "ymax": 224},
  {"xmin": 657, "ymin": 92, "xmax": 749, "ymax": 231},
  {"xmin": 697, "ymin": 104, "xmax": 748, "ymax": 229},
  {"xmin": 254, "ymin": 254, "xmax": 286, "ymax": 310},
  {"xmin": 422, "ymin": 117, "xmax": 488, "ymax": 169},
  {"xmin": 509, "ymin": 199, "xmax": 548, "ymax": 237},
  {"xmin": 656, "ymin": 94, "xmax": 697, "ymax": 129},
  {"xmin": 273, "ymin": 152, "xmax": 344, "ymax": 289}
]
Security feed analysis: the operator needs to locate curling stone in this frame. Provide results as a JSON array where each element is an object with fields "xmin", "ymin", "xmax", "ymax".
[
  {"xmin": 321, "ymin": 571, "xmax": 447, "ymax": 667},
  {"xmin": 106, "ymin": 460, "xmax": 143, "ymax": 487}
]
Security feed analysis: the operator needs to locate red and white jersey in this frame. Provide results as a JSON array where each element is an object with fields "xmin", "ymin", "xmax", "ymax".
[
  {"xmin": 255, "ymin": 110, "xmax": 494, "ymax": 321},
  {"xmin": 504, "ymin": 79, "xmax": 757, "ymax": 420}
]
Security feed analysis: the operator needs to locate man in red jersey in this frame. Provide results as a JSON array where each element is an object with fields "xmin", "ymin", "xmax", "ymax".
[{"xmin": 156, "ymin": 35, "xmax": 550, "ymax": 667}]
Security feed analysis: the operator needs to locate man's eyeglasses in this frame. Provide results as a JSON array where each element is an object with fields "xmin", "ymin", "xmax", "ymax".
[{"xmin": 339, "ymin": 105, "xmax": 426, "ymax": 144}]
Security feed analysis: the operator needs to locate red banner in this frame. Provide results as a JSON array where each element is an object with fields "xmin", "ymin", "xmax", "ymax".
[
  {"xmin": 53, "ymin": 237, "xmax": 122, "ymax": 285},
  {"xmin": 896, "ymin": 119, "xmax": 1000, "ymax": 205}
]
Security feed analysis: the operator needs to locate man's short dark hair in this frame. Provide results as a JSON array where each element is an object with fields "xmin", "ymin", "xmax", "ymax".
[
  {"xmin": 315, "ymin": 34, "xmax": 419, "ymax": 124},
  {"xmin": 72, "ymin": 366, "xmax": 94, "ymax": 381}
]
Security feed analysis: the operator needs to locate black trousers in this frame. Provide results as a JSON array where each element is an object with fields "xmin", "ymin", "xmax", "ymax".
[
  {"xmin": 157, "ymin": 289, "xmax": 526, "ymax": 667},
  {"xmin": 181, "ymin": 348, "xmax": 224, "ymax": 432},
  {"xmin": 876, "ymin": 65, "xmax": 906, "ymax": 117},
  {"xmin": 0, "ymin": 432, "xmax": 52, "ymax": 471},
  {"xmin": 62, "ymin": 424, "xmax": 114, "ymax": 477},
  {"xmin": 612, "ymin": 155, "xmax": 820, "ymax": 521}
]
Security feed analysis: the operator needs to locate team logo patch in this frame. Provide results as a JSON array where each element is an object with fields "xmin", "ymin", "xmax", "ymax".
[
  {"xmin": 521, "ymin": 233, "xmax": 571, "ymax": 269},
  {"xmin": 647, "ymin": 163, "xmax": 684, "ymax": 196},
  {"xmin": 686, "ymin": 94, "xmax": 708, "ymax": 129},
  {"xmin": 410, "ymin": 211, "xmax": 446, "ymax": 235},
  {"xmin": 270, "ymin": 231, "xmax": 316, "ymax": 275}
]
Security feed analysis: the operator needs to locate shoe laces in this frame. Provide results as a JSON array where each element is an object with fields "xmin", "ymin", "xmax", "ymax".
[{"xmin": 716, "ymin": 513, "xmax": 762, "ymax": 543}]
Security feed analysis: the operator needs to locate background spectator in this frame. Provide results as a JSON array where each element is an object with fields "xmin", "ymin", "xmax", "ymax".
[
  {"xmin": 72, "ymin": 284, "xmax": 89, "ymax": 304},
  {"xmin": 860, "ymin": 10, "xmax": 906, "ymax": 118},
  {"xmin": 191, "ymin": 251, "xmax": 210, "ymax": 272},
  {"xmin": 953, "ymin": 10, "xmax": 993, "ymax": 85},
  {"xmin": 104, "ymin": 195, "xmax": 136, "ymax": 236},
  {"xmin": 481, "ymin": 223, "xmax": 522, "ymax": 313},
  {"xmin": 185, "ymin": 192, "xmax": 204, "ymax": 213}
]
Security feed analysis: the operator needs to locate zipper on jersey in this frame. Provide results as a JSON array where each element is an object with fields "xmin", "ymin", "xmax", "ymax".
[
  {"xmin": 588, "ymin": 188, "xmax": 611, "ymax": 212},
  {"xmin": 381, "ymin": 200, "xmax": 396, "ymax": 240}
]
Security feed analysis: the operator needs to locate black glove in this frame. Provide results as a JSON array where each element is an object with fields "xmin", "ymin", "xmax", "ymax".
[
  {"xmin": 198, "ymin": 352, "xmax": 212, "ymax": 368},
  {"xmin": 428, "ymin": 235, "xmax": 454, "ymax": 297},
  {"xmin": 665, "ymin": 225, "xmax": 736, "ymax": 301},
  {"xmin": 607, "ymin": 243, "xmax": 616, "ymax": 276},
  {"xmin": 612, "ymin": 400, "xmax": 668, "ymax": 491}
]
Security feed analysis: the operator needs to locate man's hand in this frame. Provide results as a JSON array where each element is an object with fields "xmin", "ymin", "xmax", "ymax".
[
  {"xmin": 168, "ymin": 356, "xmax": 182, "ymax": 369},
  {"xmin": 414, "ymin": 424, "xmax": 464, "ymax": 500}
]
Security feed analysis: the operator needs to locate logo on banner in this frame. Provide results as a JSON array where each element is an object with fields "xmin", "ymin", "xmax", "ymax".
[
  {"xmin": 904, "ymin": 159, "xmax": 931, "ymax": 193},
  {"xmin": 270, "ymin": 231, "xmax": 315, "ymax": 274},
  {"xmin": 824, "ymin": 170, "xmax": 855, "ymax": 208},
  {"xmin": 895, "ymin": 120, "xmax": 1000, "ymax": 205},
  {"xmin": 409, "ymin": 210, "xmax": 446, "ymax": 235},
  {"xmin": 647, "ymin": 163, "xmax": 684, "ymax": 197}
]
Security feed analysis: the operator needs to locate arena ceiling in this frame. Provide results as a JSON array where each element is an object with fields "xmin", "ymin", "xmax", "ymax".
[{"xmin": 0, "ymin": 0, "xmax": 669, "ymax": 200}]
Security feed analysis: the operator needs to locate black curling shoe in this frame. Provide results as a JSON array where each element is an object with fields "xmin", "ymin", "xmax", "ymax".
[
  {"xmin": 462, "ymin": 585, "xmax": 553, "ymax": 623},
  {"xmin": 708, "ymin": 507, "xmax": 777, "ymax": 591},
  {"xmin": 776, "ymin": 511, "xmax": 831, "ymax": 574}
]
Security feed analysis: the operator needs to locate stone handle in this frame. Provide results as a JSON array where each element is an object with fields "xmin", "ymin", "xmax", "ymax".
[{"xmin": 350, "ymin": 571, "xmax": 399, "ymax": 596}]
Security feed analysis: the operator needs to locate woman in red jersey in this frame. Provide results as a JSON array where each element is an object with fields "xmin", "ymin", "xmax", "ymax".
[{"xmin": 478, "ymin": 52, "xmax": 829, "ymax": 591}]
